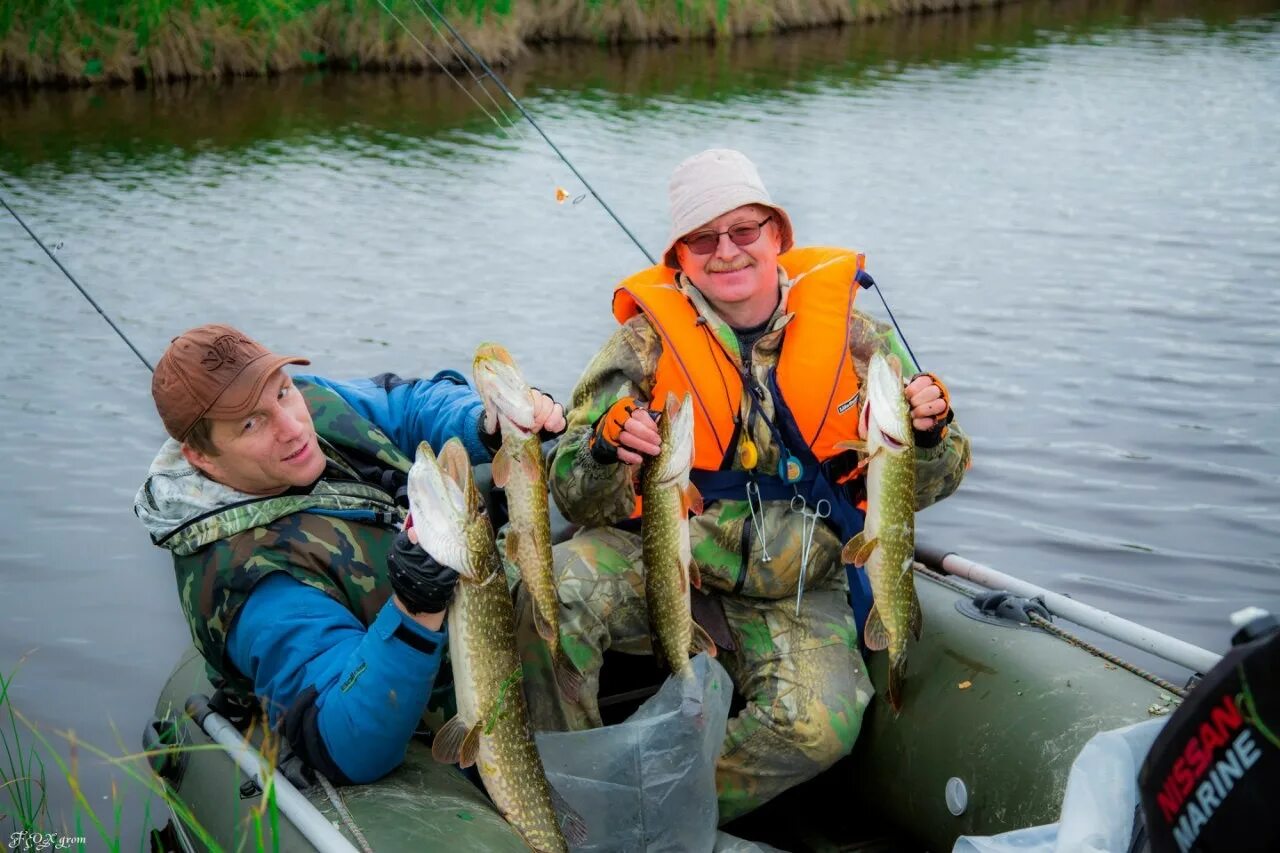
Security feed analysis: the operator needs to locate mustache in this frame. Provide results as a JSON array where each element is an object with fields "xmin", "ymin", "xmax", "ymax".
[{"xmin": 706, "ymin": 257, "xmax": 754, "ymax": 273}]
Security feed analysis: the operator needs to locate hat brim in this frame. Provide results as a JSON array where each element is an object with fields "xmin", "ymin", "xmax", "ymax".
[
  {"xmin": 202, "ymin": 353, "xmax": 311, "ymax": 422},
  {"xmin": 663, "ymin": 204, "xmax": 794, "ymax": 269}
]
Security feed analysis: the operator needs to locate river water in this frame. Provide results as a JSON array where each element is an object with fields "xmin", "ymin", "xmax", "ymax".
[{"xmin": 1, "ymin": 0, "xmax": 1278, "ymax": 844}]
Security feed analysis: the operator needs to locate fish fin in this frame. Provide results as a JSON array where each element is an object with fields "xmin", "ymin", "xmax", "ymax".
[
  {"xmin": 531, "ymin": 593, "xmax": 557, "ymax": 643},
  {"xmin": 842, "ymin": 533, "xmax": 878, "ymax": 567},
  {"xmin": 683, "ymin": 482, "xmax": 705, "ymax": 516},
  {"xmin": 491, "ymin": 447, "xmax": 511, "ymax": 488},
  {"xmin": 687, "ymin": 559, "xmax": 703, "ymax": 590},
  {"xmin": 862, "ymin": 604, "xmax": 890, "ymax": 652},
  {"xmin": 910, "ymin": 586, "xmax": 923, "ymax": 641},
  {"xmin": 553, "ymin": 654, "xmax": 584, "ymax": 703},
  {"xmin": 549, "ymin": 784, "xmax": 589, "ymax": 847},
  {"xmin": 886, "ymin": 352, "xmax": 904, "ymax": 383},
  {"xmin": 834, "ymin": 439, "xmax": 867, "ymax": 454},
  {"xmin": 431, "ymin": 714, "xmax": 479, "ymax": 767},
  {"xmin": 458, "ymin": 720, "xmax": 482, "ymax": 768},
  {"xmin": 888, "ymin": 651, "xmax": 907, "ymax": 714},
  {"xmin": 691, "ymin": 621, "xmax": 718, "ymax": 658}
]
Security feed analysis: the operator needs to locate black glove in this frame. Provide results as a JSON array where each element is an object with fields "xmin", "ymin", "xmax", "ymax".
[{"xmin": 387, "ymin": 529, "xmax": 459, "ymax": 615}]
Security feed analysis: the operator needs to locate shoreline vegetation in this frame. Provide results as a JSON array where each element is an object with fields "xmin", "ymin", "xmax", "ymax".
[{"xmin": 0, "ymin": 0, "xmax": 1011, "ymax": 88}]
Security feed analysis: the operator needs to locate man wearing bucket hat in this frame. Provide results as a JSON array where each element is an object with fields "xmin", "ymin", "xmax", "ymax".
[
  {"xmin": 134, "ymin": 323, "xmax": 564, "ymax": 785},
  {"xmin": 520, "ymin": 149, "xmax": 971, "ymax": 819}
]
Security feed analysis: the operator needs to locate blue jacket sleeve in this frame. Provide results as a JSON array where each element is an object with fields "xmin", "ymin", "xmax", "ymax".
[
  {"xmin": 226, "ymin": 573, "xmax": 447, "ymax": 784},
  {"xmin": 298, "ymin": 372, "xmax": 490, "ymax": 463}
]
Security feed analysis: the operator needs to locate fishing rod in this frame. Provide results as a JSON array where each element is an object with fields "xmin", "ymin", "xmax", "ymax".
[
  {"xmin": 392, "ymin": 0, "xmax": 923, "ymax": 367},
  {"xmin": 3, "ymin": 7, "xmax": 920, "ymax": 377},
  {"xmin": 392, "ymin": 0, "xmax": 656, "ymax": 266},
  {"xmin": 1, "ymin": 190, "xmax": 154, "ymax": 373}
]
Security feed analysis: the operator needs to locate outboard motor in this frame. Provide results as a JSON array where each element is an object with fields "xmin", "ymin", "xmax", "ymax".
[{"xmin": 1137, "ymin": 608, "xmax": 1279, "ymax": 852}]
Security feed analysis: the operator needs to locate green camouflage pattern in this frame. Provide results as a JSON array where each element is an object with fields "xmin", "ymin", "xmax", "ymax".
[
  {"xmin": 531, "ymin": 265, "xmax": 969, "ymax": 818},
  {"xmin": 549, "ymin": 268, "xmax": 972, "ymax": 602},
  {"xmin": 514, "ymin": 526, "xmax": 874, "ymax": 821},
  {"xmin": 165, "ymin": 380, "xmax": 412, "ymax": 705}
]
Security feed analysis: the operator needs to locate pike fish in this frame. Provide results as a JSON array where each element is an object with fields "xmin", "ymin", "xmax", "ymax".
[
  {"xmin": 408, "ymin": 439, "xmax": 585, "ymax": 852},
  {"xmin": 473, "ymin": 342, "xmax": 581, "ymax": 701},
  {"xmin": 641, "ymin": 392, "xmax": 715, "ymax": 679},
  {"xmin": 840, "ymin": 351, "xmax": 923, "ymax": 713}
]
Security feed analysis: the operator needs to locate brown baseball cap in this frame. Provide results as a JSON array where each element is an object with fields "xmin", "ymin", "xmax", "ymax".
[{"xmin": 152, "ymin": 324, "xmax": 310, "ymax": 441}]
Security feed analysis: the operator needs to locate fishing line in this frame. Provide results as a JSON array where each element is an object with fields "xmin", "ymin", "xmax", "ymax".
[
  {"xmin": 857, "ymin": 270, "xmax": 921, "ymax": 373},
  {"xmin": 403, "ymin": 0, "xmax": 526, "ymax": 137},
  {"xmin": 372, "ymin": 0, "xmax": 523, "ymax": 141},
  {"xmin": 402, "ymin": 0, "xmax": 657, "ymax": 265},
  {"xmin": 0, "ymin": 190, "xmax": 154, "ymax": 373},
  {"xmin": 397, "ymin": 0, "xmax": 923, "ymax": 359}
]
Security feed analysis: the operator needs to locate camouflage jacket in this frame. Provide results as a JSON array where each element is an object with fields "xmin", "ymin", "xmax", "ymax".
[
  {"xmin": 135, "ymin": 380, "xmax": 412, "ymax": 700},
  {"xmin": 550, "ymin": 268, "xmax": 972, "ymax": 601}
]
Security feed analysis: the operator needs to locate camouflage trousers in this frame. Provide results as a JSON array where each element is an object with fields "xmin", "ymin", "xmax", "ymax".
[{"xmin": 513, "ymin": 526, "xmax": 874, "ymax": 823}]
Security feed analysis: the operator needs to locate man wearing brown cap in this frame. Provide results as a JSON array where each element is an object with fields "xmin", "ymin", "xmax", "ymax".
[
  {"xmin": 135, "ymin": 323, "xmax": 563, "ymax": 784},
  {"xmin": 521, "ymin": 149, "xmax": 972, "ymax": 820}
]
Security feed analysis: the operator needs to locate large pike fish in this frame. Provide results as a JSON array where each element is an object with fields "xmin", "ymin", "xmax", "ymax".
[
  {"xmin": 473, "ymin": 342, "xmax": 581, "ymax": 701},
  {"xmin": 408, "ymin": 439, "xmax": 585, "ymax": 852},
  {"xmin": 641, "ymin": 392, "xmax": 715, "ymax": 679},
  {"xmin": 840, "ymin": 352, "xmax": 923, "ymax": 713}
]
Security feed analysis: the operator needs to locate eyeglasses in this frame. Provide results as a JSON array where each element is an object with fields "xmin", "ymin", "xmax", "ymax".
[{"xmin": 680, "ymin": 215, "xmax": 773, "ymax": 255}]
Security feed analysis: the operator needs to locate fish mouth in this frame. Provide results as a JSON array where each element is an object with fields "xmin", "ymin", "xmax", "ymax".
[
  {"xmin": 866, "ymin": 352, "xmax": 912, "ymax": 448},
  {"xmin": 407, "ymin": 441, "xmax": 476, "ymax": 578},
  {"xmin": 473, "ymin": 345, "xmax": 538, "ymax": 432}
]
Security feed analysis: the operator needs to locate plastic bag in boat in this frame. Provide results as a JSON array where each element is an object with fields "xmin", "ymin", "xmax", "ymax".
[
  {"xmin": 535, "ymin": 652, "xmax": 731, "ymax": 852},
  {"xmin": 951, "ymin": 717, "xmax": 1167, "ymax": 853}
]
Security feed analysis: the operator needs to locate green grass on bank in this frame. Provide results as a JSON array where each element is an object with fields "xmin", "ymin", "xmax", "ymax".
[{"xmin": 0, "ymin": 0, "xmax": 967, "ymax": 87}]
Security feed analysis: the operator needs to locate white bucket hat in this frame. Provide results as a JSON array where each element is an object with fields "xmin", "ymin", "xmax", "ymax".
[{"xmin": 663, "ymin": 148, "xmax": 794, "ymax": 269}]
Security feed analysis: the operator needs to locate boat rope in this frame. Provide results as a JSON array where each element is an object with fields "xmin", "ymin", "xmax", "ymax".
[
  {"xmin": 0, "ymin": 190, "xmax": 154, "ymax": 373},
  {"xmin": 316, "ymin": 771, "xmax": 376, "ymax": 853},
  {"xmin": 1025, "ymin": 612, "xmax": 1187, "ymax": 698},
  {"xmin": 914, "ymin": 563, "xmax": 1188, "ymax": 699}
]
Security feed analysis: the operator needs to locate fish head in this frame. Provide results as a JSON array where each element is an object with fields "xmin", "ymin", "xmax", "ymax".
[
  {"xmin": 407, "ymin": 438, "xmax": 490, "ymax": 580},
  {"xmin": 652, "ymin": 392, "xmax": 695, "ymax": 484},
  {"xmin": 472, "ymin": 342, "xmax": 537, "ymax": 436},
  {"xmin": 865, "ymin": 351, "xmax": 913, "ymax": 452}
]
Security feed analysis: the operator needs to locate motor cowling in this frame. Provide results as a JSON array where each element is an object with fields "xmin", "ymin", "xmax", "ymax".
[{"xmin": 1137, "ymin": 610, "xmax": 1279, "ymax": 852}]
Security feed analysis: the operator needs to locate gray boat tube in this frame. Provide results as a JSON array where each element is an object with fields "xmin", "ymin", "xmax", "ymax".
[
  {"xmin": 185, "ymin": 696, "xmax": 358, "ymax": 853},
  {"xmin": 916, "ymin": 542, "xmax": 1222, "ymax": 675}
]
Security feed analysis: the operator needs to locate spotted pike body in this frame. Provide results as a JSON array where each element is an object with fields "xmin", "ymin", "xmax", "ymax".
[
  {"xmin": 641, "ymin": 392, "xmax": 713, "ymax": 678},
  {"xmin": 842, "ymin": 352, "xmax": 922, "ymax": 713},
  {"xmin": 473, "ymin": 343, "xmax": 580, "ymax": 699},
  {"xmin": 408, "ymin": 440, "xmax": 580, "ymax": 852}
]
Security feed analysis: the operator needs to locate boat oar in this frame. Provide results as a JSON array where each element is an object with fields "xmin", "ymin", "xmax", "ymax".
[{"xmin": 915, "ymin": 542, "xmax": 1222, "ymax": 675}]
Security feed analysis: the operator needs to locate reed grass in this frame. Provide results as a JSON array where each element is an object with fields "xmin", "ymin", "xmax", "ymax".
[
  {"xmin": 0, "ymin": 0, "xmax": 1007, "ymax": 86},
  {"xmin": 2, "ymin": 664, "xmax": 285, "ymax": 851}
]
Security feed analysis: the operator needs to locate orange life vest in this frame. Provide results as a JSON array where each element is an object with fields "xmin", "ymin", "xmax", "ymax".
[{"xmin": 612, "ymin": 246, "xmax": 866, "ymax": 473}]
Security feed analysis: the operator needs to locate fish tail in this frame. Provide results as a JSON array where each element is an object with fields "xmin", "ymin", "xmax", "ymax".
[
  {"xmin": 888, "ymin": 652, "xmax": 907, "ymax": 714},
  {"xmin": 553, "ymin": 651, "xmax": 584, "ymax": 703}
]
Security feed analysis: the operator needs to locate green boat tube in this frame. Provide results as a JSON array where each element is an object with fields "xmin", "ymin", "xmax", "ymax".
[{"xmin": 145, "ymin": 549, "xmax": 1206, "ymax": 851}]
